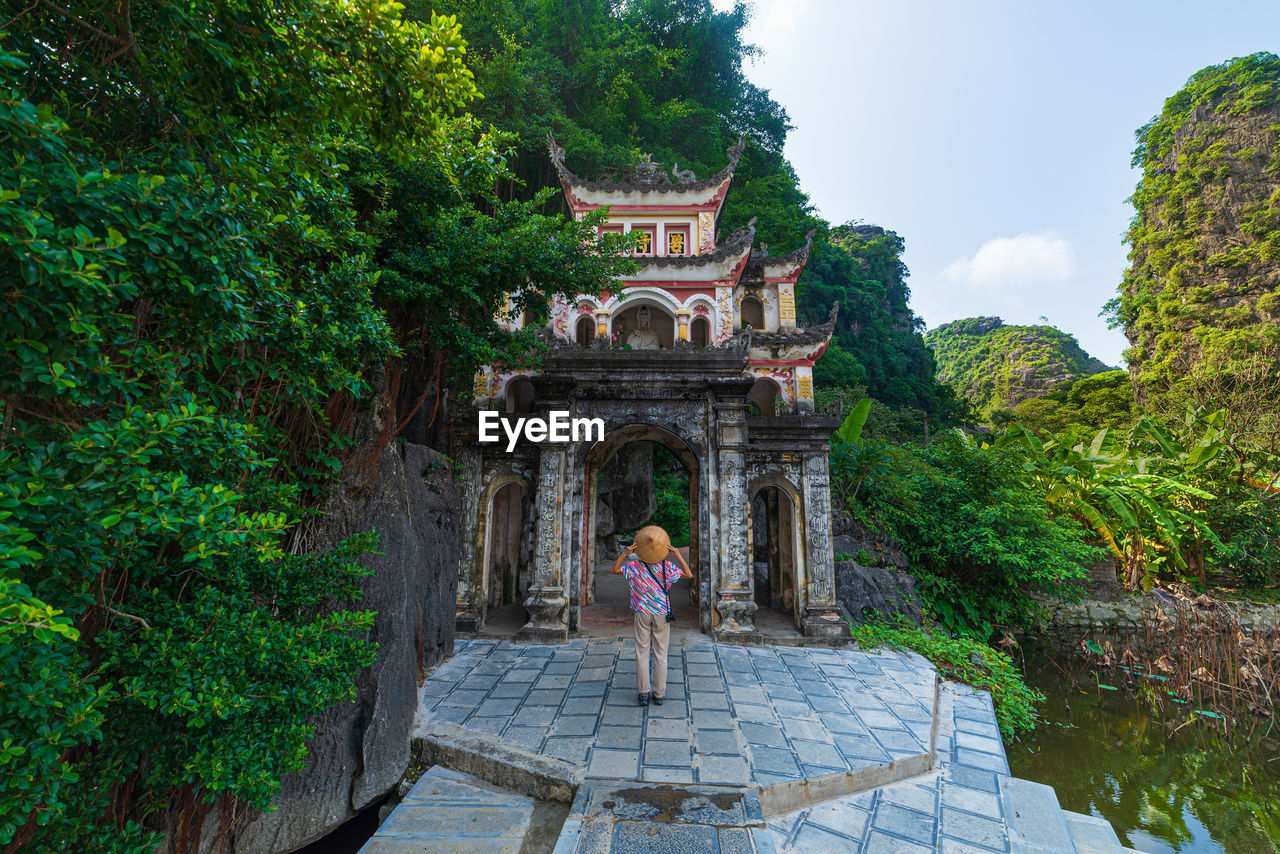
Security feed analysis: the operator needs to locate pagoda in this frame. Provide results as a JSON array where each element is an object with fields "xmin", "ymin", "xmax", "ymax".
[{"xmin": 454, "ymin": 136, "xmax": 845, "ymax": 644}]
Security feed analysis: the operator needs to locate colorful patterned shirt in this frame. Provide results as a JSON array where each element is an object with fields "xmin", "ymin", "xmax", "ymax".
[{"xmin": 621, "ymin": 558, "xmax": 683, "ymax": 615}]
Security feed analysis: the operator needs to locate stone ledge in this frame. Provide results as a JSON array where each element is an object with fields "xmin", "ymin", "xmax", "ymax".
[{"xmin": 411, "ymin": 723, "xmax": 581, "ymax": 803}]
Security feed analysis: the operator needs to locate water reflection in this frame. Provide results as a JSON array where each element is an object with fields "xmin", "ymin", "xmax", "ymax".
[{"xmin": 1007, "ymin": 651, "xmax": 1280, "ymax": 853}]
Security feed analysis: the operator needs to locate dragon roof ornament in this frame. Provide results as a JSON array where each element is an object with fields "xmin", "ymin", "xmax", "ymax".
[
  {"xmin": 745, "ymin": 229, "xmax": 817, "ymax": 274},
  {"xmin": 546, "ymin": 133, "xmax": 747, "ymax": 193}
]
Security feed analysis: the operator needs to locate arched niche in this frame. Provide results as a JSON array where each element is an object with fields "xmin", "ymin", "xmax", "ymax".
[
  {"xmin": 613, "ymin": 302, "xmax": 676, "ymax": 349},
  {"xmin": 575, "ymin": 315, "xmax": 595, "ymax": 347},
  {"xmin": 749, "ymin": 377, "xmax": 781, "ymax": 416},
  {"xmin": 740, "ymin": 296, "xmax": 765, "ymax": 332},
  {"xmin": 749, "ymin": 481, "xmax": 801, "ymax": 631},
  {"xmin": 505, "ymin": 376, "xmax": 535, "ymax": 414},
  {"xmin": 691, "ymin": 316, "xmax": 710, "ymax": 347}
]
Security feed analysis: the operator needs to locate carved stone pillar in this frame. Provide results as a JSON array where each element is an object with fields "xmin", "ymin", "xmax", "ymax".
[
  {"xmin": 595, "ymin": 309, "xmax": 611, "ymax": 341},
  {"xmin": 517, "ymin": 444, "xmax": 570, "ymax": 644},
  {"xmin": 712, "ymin": 404, "xmax": 758, "ymax": 641},
  {"xmin": 799, "ymin": 450, "xmax": 844, "ymax": 640}
]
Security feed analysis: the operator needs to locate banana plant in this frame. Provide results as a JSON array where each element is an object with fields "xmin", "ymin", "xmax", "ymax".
[
  {"xmin": 830, "ymin": 398, "xmax": 887, "ymax": 506},
  {"xmin": 1000, "ymin": 410, "xmax": 1229, "ymax": 591}
]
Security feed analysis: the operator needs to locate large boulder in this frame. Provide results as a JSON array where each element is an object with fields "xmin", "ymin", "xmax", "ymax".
[
  {"xmin": 836, "ymin": 561, "xmax": 920, "ymax": 627},
  {"xmin": 599, "ymin": 443, "xmax": 655, "ymax": 531}
]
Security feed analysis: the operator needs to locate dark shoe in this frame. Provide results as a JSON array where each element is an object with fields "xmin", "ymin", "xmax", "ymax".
[
  {"xmin": 637, "ymin": 693, "xmax": 650, "ymax": 706},
  {"xmin": 652, "ymin": 695, "xmax": 664, "ymax": 706}
]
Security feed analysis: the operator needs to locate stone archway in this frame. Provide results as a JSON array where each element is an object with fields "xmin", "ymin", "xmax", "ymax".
[
  {"xmin": 580, "ymin": 424, "xmax": 702, "ymax": 626},
  {"xmin": 750, "ymin": 482, "xmax": 802, "ymax": 633}
]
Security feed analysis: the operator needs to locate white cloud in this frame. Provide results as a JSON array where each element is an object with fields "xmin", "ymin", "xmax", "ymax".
[{"xmin": 942, "ymin": 232, "xmax": 1075, "ymax": 287}]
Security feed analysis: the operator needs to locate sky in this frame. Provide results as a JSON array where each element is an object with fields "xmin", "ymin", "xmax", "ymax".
[{"xmin": 711, "ymin": 0, "xmax": 1280, "ymax": 366}]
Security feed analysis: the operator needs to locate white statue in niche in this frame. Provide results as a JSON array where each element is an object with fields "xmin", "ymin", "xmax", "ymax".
[{"xmin": 626, "ymin": 306, "xmax": 661, "ymax": 350}]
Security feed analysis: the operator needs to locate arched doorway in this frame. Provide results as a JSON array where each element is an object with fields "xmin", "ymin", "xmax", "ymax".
[
  {"xmin": 505, "ymin": 377, "xmax": 535, "ymax": 414},
  {"xmin": 482, "ymin": 481, "xmax": 529, "ymax": 631},
  {"xmin": 691, "ymin": 316, "xmax": 710, "ymax": 347},
  {"xmin": 740, "ymin": 296, "xmax": 765, "ymax": 331},
  {"xmin": 580, "ymin": 425, "xmax": 703, "ymax": 631},
  {"xmin": 613, "ymin": 302, "xmax": 676, "ymax": 349},
  {"xmin": 750, "ymin": 483, "xmax": 801, "ymax": 632}
]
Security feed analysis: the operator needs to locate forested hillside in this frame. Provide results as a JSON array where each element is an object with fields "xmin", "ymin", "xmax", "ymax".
[
  {"xmin": 1113, "ymin": 51, "xmax": 1280, "ymax": 445},
  {"xmin": 422, "ymin": 0, "xmax": 949, "ymax": 415},
  {"xmin": 924, "ymin": 316, "xmax": 1112, "ymax": 420}
]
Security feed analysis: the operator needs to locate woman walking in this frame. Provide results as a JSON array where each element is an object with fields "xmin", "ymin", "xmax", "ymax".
[{"xmin": 609, "ymin": 525, "xmax": 692, "ymax": 705}]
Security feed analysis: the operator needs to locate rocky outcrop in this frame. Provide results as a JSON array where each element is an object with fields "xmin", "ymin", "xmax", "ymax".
[
  {"xmin": 830, "ymin": 513, "xmax": 909, "ymax": 571},
  {"xmin": 924, "ymin": 316, "xmax": 1111, "ymax": 417},
  {"xmin": 595, "ymin": 442, "xmax": 655, "ymax": 554},
  {"xmin": 835, "ymin": 561, "xmax": 920, "ymax": 626},
  {"xmin": 1118, "ymin": 52, "xmax": 1280, "ymax": 411}
]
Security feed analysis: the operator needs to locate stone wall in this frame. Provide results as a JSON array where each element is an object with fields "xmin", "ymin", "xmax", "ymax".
[
  {"xmin": 834, "ymin": 560, "xmax": 920, "ymax": 626},
  {"xmin": 1038, "ymin": 594, "xmax": 1280, "ymax": 638}
]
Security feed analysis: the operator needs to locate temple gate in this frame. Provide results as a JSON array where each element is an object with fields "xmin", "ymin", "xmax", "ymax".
[{"xmin": 454, "ymin": 137, "xmax": 845, "ymax": 643}]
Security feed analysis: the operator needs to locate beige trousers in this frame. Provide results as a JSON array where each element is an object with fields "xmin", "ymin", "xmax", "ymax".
[{"xmin": 633, "ymin": 611, "xmax": 671, "ymax": 697}]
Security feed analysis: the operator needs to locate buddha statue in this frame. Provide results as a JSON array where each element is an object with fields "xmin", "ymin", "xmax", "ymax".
[{"xmin": 626, "ymin": 306, "xmax": 661, "ymax": 350}]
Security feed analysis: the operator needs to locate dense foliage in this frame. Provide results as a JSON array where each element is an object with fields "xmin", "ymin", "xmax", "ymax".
[
  {"xmin": 925, "ymin": 316, "xmax": 1111, "ymax": 421},
  {"xmin": 831, "ymin": 422, "xmax": 1095, "ymax": 639},
  {"xmin": 850, "ymin": 619, "xmax": 1043, "ymax": 740},
  {"xmin": 0, "ymin": 1, "xmax": 634, "ymax": 847},
  {"xmin": 422, "ymin": 0, "xmax": 950, "ymax": 416},
  {"xmin": 1112, "ymin": 52, "xmax": 1280, "ymax": 433},
  {"xmin": 1003, "ymin": 370, "xmax": 1137, "ymax": 435}
]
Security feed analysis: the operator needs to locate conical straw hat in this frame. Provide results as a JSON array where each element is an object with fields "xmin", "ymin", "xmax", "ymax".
[{"xmin": 633, "ymin": 526, "xmax": 671, "ymax": 564}]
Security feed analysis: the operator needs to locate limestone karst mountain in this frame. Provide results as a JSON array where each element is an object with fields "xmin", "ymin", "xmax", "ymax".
[
  {"xmin": 924, "ymin": 316, "xmax": 1112, "ymax": 419},
  {"xmin": 1116, "ymin": 52, "xmax": 1280, "ymax": 413}
]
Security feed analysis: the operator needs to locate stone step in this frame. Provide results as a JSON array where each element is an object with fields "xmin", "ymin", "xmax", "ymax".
[
  {"xmin": 553, "ymin": 779, "xmax": 776, "ymax": 853},
  {"xmin": 1061, "ymin": 810, "xmax": 1125, "ymax": 854},
  {"xmin": 360, "ymin": 766, "xmax": 535, "ymax": 854},
  {"xmin": 998, "ymin": 776, "xmax": 1077, "ymax": 854}
]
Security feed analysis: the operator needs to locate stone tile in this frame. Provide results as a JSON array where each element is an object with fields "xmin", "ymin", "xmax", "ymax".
[
  {"xmin": 717, "ymin": 827, "xmax": 755, "ymax": 854},
  {"xmin": 500, "ymin": 668, "xmax": 542, "ymax": 683},
  {"xmin": 650, "ymin": 699, "xmax": 689, "ymax": 718},
  {"xmin": 605, "ymin": 688, "xmax": 641, "ymax": 706},
  {"xmin": 525, "ymin": 689, "xmax": 566, "ymax": 707},
  {"xmin": 600, "ymin": 706, "xmax": 644, "ymax": 728},
  {"xmin": 465, "ymin": 716, "xmax": 509, "ymax": 736},
  {"xmin": 551, "ymin": 715, "xmax": 598, "ymax": 737},
  {"xmin": 544, "ymin": 661, "xmax": 581, "ymax": 675},
  {"xmin": 695, "ymin": 729, "xmax": 740, "ymax": 755},
  {"xmin": 806, "ymin": 803, "xmax": 871, "ymax": 840},
  {"xmin": 940, "ymin": 838, "xmax": 1007, "ymax": 854},
  {"xmin": 770, "ymin": 699, "xmax": 816, "ymax": 719},
  {"xmin": 504, "ymin": 725, "xmax": 548, "ymax": 750},
  {"xmin": 595, "ymin": 725, "xmax": 643, "ymax": 750},
  {"xmin": 641, "ymin": 766, "xmax": 695, "ymax": 784},
  {"xmin": 428, "ymin": 704, "xmax": 471, "ymax": 724},
  {"xmin": 739, "ymin": 722, "xmax": 788, "ymax": 748},
  {"xmin": 764, "ymin": 685, "xmax": 806, "ymax": 703},
  {"xmin": 955, "ymin": 729, "xmax": 1004, "ymax": 756},
  {"xmin": 872, "ymin": 803, "xmax": 936, "ymax": 846},
  {"xmin": 475, "ymin": 697, "xmax": 520, "ymax": 717},
  {"xmin": 944, "ymin": 764, "xmax": 999, "ymax": 794},
  {"xmin": 585, "ymin": 748, "xmax": 640, "ymax": 779},
  {"xmin": 940, "ymin": 807, "xmax": 1006, "ymax": 849},
  {"xmin": 644, "ymin": 739, "xmax": 692, "ymax": 767},
  {"xmin": 941, "ymin": 783, "xmax": 1002, "ymax": 819},
  {"xmin": 779, "ymin": 717, "xmax": 831, "ymax": 743},
  {"xmin": 820, "ymin": 712, "xmax": 870, "ymax": 735},
  {"xmin": 748, "ymin": 745, "xmax": 801, "ymax": 777},
  {"xmin": 543, "ymin": 736, "xmax": 592, "ymax": 764},
  {"xmin": 562, "ymin": 696, "xmax": 604, "ymax": 717},
  {"xmin": 567, "ymin": 680, "xmax": 607, "ymax": 698},
  {"xmin": 611, "ymin": 820, "xmax": 717, "ymax": 851},
  {"xmin": 728, "ymin": 685, "xmax": 768, "ymax": 705},
  {"xmin": 646, "ymin": 718, "xmax": 691, "ymax": 740},
  {"xmin": 790, "ymin": 823, "xmax": 864, "ymax": 852},
  {"xmin": 733, "ymin": 704, "xmax": 778, "ymax": 724},
  {"xmin": 687, "ymin": 662, "xmax": 720, "ymax": 677},
  {"xmin": 888, "ymin": 701, "xmax": 934, "ymax": 723},
  {"xmin": 697, "ymin": 755, "xmax": 750, "ymax": 785},
  {"xmin": 881, "ymin": 781, "xmax": 939, "ymax": 815},
  {"xmin": 534, "ymin": 674, "xmax": 573, "ymax": 690},
  {"xmin": 438, "ymin": 689, "xmax": 487, "ymax": 707},
  {"xmin": 691, "ymin": 709, "xmax": 735, "ymax": 730},
  {"xmin": 513, "ymin": 706, "xmax": 557, "ymax": 727},
  {"xmin": 955, "ymin": 748, "xmax": 1009, "ymax": 774},
  {"xmin": 690, "ymin": 692, "xmax": 730, "ymax": 711},
  {"xmin": 791, "ymin": 739, "xmax": 845, "ymax": 770},
  {"xmin": 688, "ymin": 675, "xmax": 728, "ymax": 693},
  {"xmin": 809, "ymin": 695, "xmax": 853, "ymax": 714},
  {"xmin": 873, "ymin": 727, "xmax": 926, "ymax": 753},
  {"xmin": 857, "ymin": 708, "xmax": 908, "ymax": 729}
]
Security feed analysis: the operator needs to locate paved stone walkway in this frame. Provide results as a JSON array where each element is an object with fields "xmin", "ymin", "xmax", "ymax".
[
  {"xmin": 417, "ymin": 635, "xmax": 935, "ymax": 791},
  {"xmin": 401, "ymin": 637, "xmax": 1136, "ymax": 853}
]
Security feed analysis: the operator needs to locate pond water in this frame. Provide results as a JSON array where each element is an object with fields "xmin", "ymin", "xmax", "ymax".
[{"xmin": 1007, "ymin": 651, "xmax": 1280, "ymax": 853}]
